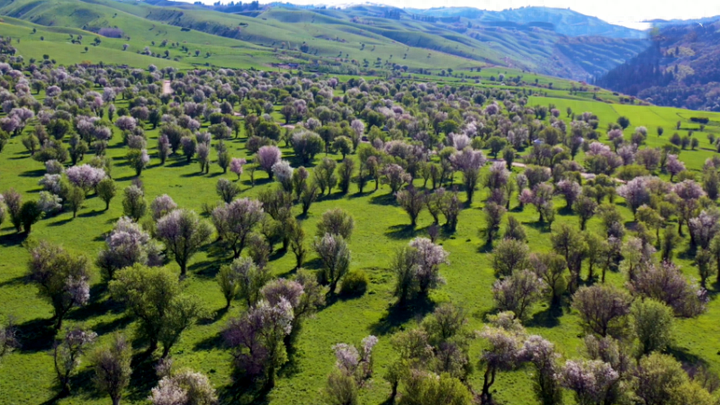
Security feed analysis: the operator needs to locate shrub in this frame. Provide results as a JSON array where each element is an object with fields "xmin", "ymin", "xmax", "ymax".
[{"xmin": 340, "ymin": 270, "xmax": 368, "ymax": 297}]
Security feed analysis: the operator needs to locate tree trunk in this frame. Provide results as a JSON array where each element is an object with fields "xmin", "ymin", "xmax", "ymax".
[
  {"xmin": 147, "ymin": 339, "xmax": 158, "ymax": 356},
  {"xmin": 161, "ymin": 344, "xmax": 171, "ymax": 359}
]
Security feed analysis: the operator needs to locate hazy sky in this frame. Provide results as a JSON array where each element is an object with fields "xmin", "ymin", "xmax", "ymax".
[{"xmin": 236, "ymin": 0, "xmax": 720, "ymax": 29}]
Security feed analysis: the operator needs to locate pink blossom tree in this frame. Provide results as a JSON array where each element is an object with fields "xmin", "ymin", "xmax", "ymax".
[
  {"xmin": 256, "ymin": 145, "xmax": 282, "ymax": 179},
  {"xmin": 224, "ymin": 299, "xmax": 294, "ymax": 387},
  {"xmin": 665, "ymin": 154, "xmax": 685, "ymax": 181},
  {"xmin": 392, "ymin": 237, "xmax": 450, "ymax": 302},
  {"xmin": 314, "ymin": 233, "xmax": 351, "ymax": 294},
  {"xmin": 149, "ymin": 369, "xmax": 217, "ymax": 405},
  {"xmin": 617, "ymin": 176, "xmax": 651, "ymax": 216},
  {"xmin": 54, "ymin": 327, "xmax": 97, "ymax": 395},
  {"xmin": 96, "ymin": 217, "xmax": 164, "ymax": 280},
  {"xmin": 628, "ymin": 261, "xmax": 707, "ymax": 317},
  {"xmin": 230, "ymin": 157, "xmax": 246, "ymax": 180},
  {"xmin": 156, "ymin": 209, "xmax": 213, "ymax": 277},
  {"xmin": 478, "ymin": 312, "xmax": 527, "ymax": 403},
  {"xmin": 559, "ymin": 359, "xmax": 619, "ymax": 405},
  {"xmin": 65, "ymin": 164, "xmax": 106, "ymax": 195},
  {"xmin": 114, "ymin": 116, "xmax": 137, "ymax": 132},
  {"xmin": 212, "ymin": 198, "xmax": 265, "ymax": 258},
  {"xmin": 382, "ymin": 164, "xmax": 411, "ymax": 194},
  {"xmin": 450, "ymin": 148, "xmax": 487, "ymax": 203},
  {"xmin": 556, "ymin": 179, "xmax": 582, "ymax": 209},
  {"xmin": 272, "ymin": 160, "xmax": 294, "ymax": 192},
  {"xmin": 28, "ymin": 241, "xmax": 91, "ymax": 330},
  {"xmin": 151, "ymin": 194, "xmax": 178, "ymax": 221},
  {"xmin": 492, "ymin": 269, "xmax": 546, "ymax": 320},
  {"xmin": 674, "ymin": 180, "xmax": 705, "ymax": 236}
]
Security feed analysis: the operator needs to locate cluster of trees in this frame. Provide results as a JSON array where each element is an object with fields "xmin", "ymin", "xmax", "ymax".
[{"xmin": 1, "ymin": 51, "xmax": 720, "ymax": 404}]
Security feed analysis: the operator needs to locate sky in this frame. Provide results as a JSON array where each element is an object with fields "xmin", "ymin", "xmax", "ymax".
[{"xmin": 222, "ymin": 0, "xmax": 720, "ymax": 29}]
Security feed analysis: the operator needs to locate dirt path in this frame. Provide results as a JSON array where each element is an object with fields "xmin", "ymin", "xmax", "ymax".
[{"xmin": 162, "ymin": 80, "xmax": 172, "ymax": 95}]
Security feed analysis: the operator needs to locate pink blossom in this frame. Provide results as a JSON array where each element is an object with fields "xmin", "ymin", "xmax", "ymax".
[
  {"xmin": 256, "ymin": 145, "xmax": 282, "ymax": 174},
  {"xmin": 666, "ymin": 154, "xmax": 685, "ymax": 180},
  {"xmin": 151, "ymin": 195, "xmax": 178, "ymax": 220},
  {"xmin": 450, "ymin": 148, "xmax": 486, "ymax": 171},
  {"xmin": 230, "ymin": 158, "xmax": 246, "ymax": 179},
  {"xmin": 115, "ymin": 116, "xmax": 137, "ymax": 132},
  {"xmin": 66, "ymin": 164, "xmax": 106, "ymax": 193}
]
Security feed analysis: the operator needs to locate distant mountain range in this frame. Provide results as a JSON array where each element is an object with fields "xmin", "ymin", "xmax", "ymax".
[
  {"xmin": 403, "ymin": 6, "xmax": 646, "ymax": 39},
  {"xmin": 596, "ymin": 19, "xmax": 720, "ymax": 111},
  {"xmin": 0, "ymin": 0, "xmax": 651, "ymax": 80}
]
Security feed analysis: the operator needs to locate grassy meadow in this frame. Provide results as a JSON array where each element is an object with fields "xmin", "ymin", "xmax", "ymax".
[{"xmin": 1, "ymin": 72, "xmax": 720, "ymax": 405}]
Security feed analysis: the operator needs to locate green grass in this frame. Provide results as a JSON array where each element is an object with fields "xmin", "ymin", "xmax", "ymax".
[{"xmin": 1, "ymin": 79, "xmax": 720, "ymax": 404}]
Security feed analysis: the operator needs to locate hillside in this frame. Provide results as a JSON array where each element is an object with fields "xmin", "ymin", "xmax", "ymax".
[
  {"xmin": 596, "ymin": 20, "xmax": 720, "ymax": 111},
  {"xmin": 0, "ymin": 0, "xmax": 650, "ymax": 81},
  {"xmin": 405, "ymin": 6, "xmax": 646, "ymax": 39}
]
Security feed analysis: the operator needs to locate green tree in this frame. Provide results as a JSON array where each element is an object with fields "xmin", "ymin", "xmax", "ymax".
[
  {"xmin": 96, "ymin": 178, "xmax": 116, "ymax": 210},
  {"xmin": 631, "ymin": 299, "xmax": 673, "ymax": 356},
  {"xmin": 110, "ymin": 264, "xmax": 205, "ymax": 357},
  {"xmin": 27, "ymin": 241, "xmax": 91, "ymax": 330}
]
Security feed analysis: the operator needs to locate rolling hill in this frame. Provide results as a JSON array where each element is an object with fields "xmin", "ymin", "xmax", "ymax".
[
  {"xmin": 596, "ymin": 19, "xmax": 720, "ymax": 111},
  {"xmin": 0, "ymin": 0, "xmax": 651, "ymax": 81}
]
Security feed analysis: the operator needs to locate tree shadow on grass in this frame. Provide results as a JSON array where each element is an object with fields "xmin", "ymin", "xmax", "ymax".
[
  {"xmin": 114, "ymin": 175, "xmax": 140, "ymax": 182},
  {"xmin": 68, "ymin": 367, "xmax": 102, "ymax": 401},
  {"xmin": 667, "ymin": 346, "xmax": 706, "ymax": 367},
  {"xmin": 0, "ymin": 231, "xmax": 26, "ymax": 247},
  {"xmin": 0, "ymin": 275, "xmax": 24, "ymax": 288},
  {"xmin": 349, "ymin": 190, "xmax": 373, "ymax": 199},
  {"xmin": 678, "ymin": 244, "xmax": 698, "ymax": 261},
  {"xmin": 125, "ymin": 352, "xmax": 160, "ymax": 402},
  {"xmin": 385, "ymin": 224, "xmax": 420, "ymax": 240},
  {"xmin": 525, "ymin": 302, "xmax": 563, "ymax": 329},
  {"xmin": 369, "ymin": 296, "xmax": 435, "ymax": 336},
  {"xmin": 189, "ymin": 259, "xmax": 220, "ymax": 280},
  {"xmin": 477, "ymin": 240, "xmax": 494, "ymax": 254},
  {"xmin": 321, "ymin": 191, "xmax": 348, "ymax": 201},
  {"xmin": 78, "ymin": 209, "xmax": 106, "ymax": 218},
  {"xmin": 16, "ymin": 317, "xmax": 55, "ymax": 353},
  {"xmin": 167, "ymin": 160, "xmax": 190, "ymax": 168},
  {"xmin": 269, "ymin": 247, "xmax": 288, "ymax": 262},
  {"xmin": 194, "ymin": 330, "xmax": 225, "ymax": 352},
  {"xmin": 369, "ymin": 192, "xmax": 396, "ymax": 206},
  {"xmin": 179, "ymin": 171, "xmax": 205, "ymax": 178},
  {"xmin": 301, "ymin": 257, "xmax": 324, "ymax": 272},
  {"xmin": 19, "ymin": 169, "xmax": 45, "ymax": 177},
  {"xmin": 217, "ymin": 379, "xmax": 272, "ymax": 405},
  {"xmin": 92, "ymin": 315, "xmax": 133, "ymax": 336},
  {"xmin": 204, "ymin": 242, "xmax": 231, "ymax": 261},
  {"xmin": 276, "ymin": 266, "xmax": 299, "ymax": 280},
  {"xmin": 242, "ymin": 177, "xmax": 272, "ymax": 188},
  {"xmin": 47, "ymin": 217, "xmax": 74, "ymax": 227},
  {"xmin": 522, "ymin": 220, "xmax": 550, "ymax": 233},
  {"xmin": 557, "ymin": 205, "xmax": 573, "ymax": 216}
]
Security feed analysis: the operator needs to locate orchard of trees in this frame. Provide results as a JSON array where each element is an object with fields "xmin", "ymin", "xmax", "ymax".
[{"xmin": 0, "ymin": 48, "xmax": 720, "ymax": 405}]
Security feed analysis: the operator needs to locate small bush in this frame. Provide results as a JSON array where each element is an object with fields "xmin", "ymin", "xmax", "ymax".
[
  {"xmin": 615, "ymin": 164, "xmax": 649, "ymax": 181},
  {"xmin": 340, "ymin": 270, "xmax": 368, "ymax": 297}
]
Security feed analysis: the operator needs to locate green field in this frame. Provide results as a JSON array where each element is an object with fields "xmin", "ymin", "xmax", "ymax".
[{"xmin": 0, "ymin": 62, "xmax": 718, "ymax": 404}]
